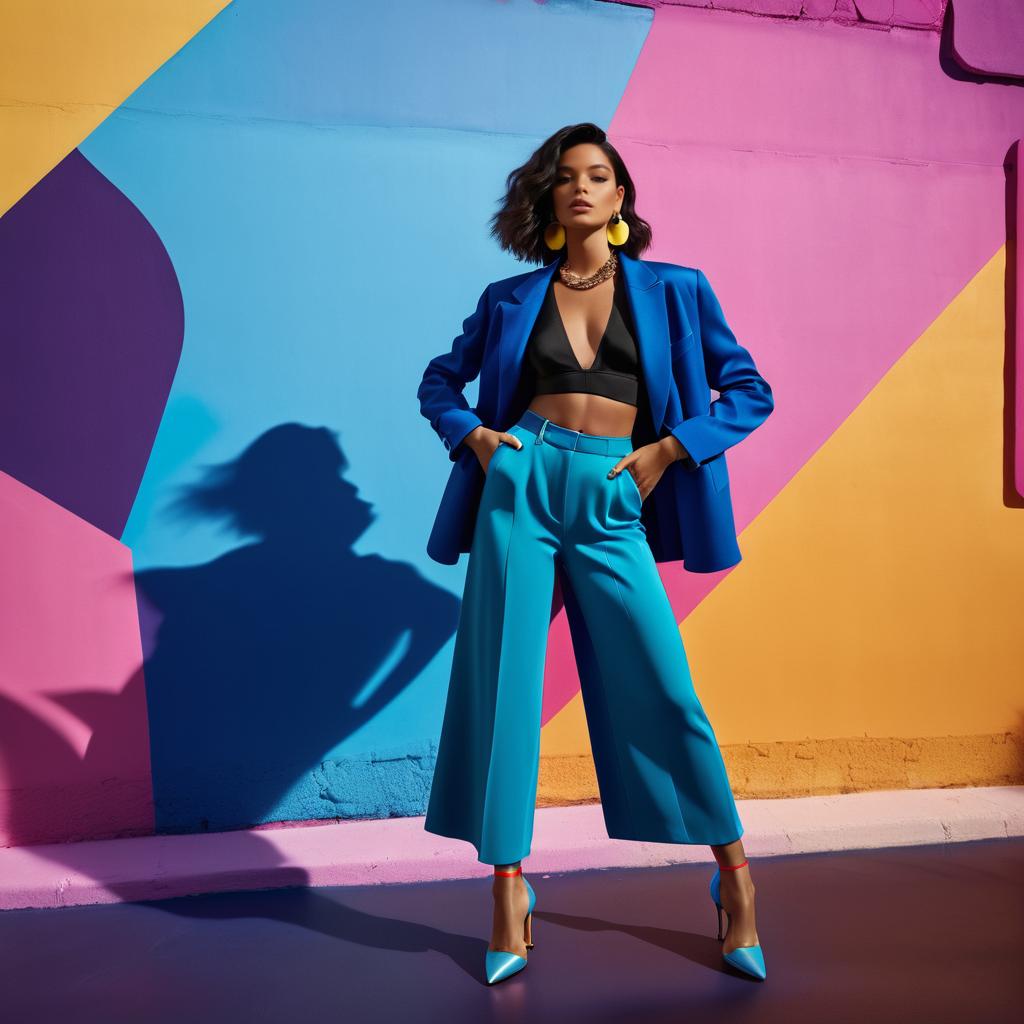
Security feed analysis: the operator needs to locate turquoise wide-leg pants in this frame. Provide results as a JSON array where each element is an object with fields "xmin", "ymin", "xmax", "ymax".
[{"xmin": 424, "ymin": 409, "xmax": 744, "ymax": 865}]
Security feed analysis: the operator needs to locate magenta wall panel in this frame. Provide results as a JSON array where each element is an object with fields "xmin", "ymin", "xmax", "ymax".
[{"xmin": 0, "ymin": 471, "xmax": 154, "ymax": 846}]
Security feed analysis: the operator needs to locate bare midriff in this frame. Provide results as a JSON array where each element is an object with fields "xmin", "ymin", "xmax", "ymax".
[{"xmin": 526, "ymin": 392, "xmax": 637, "ymax": 438}]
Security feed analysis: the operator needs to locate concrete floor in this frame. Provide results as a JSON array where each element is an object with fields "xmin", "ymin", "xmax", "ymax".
[{"xmin": 2, "ymin": 837, "xmax": 1021, "ymax": 1023}]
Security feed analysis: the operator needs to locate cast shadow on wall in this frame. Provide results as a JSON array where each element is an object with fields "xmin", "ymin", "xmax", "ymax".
[{"xmin": 133, "ymin": 422, "xmax": 459, "ymax": 833}]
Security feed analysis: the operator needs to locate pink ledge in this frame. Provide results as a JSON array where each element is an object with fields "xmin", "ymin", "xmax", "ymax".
[{"xmin": 1, "ymin": 786, "xmax": 1021, "ymax": 911}]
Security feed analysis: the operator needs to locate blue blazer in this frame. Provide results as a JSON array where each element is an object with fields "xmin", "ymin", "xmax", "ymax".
[{"xmin": 417, "ymin": 251, "xmax": 774, "ymax": 573}]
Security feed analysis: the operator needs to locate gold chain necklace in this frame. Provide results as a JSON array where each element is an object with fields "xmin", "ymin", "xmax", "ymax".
[{"xmin": 558, "ymin": 249, "xmax": 618, "ymax": 290}]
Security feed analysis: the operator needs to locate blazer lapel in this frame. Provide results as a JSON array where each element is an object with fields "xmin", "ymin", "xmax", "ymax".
[
  {"xmin": 494, "ymin": 250, "xmax": 671, "ymax": 434},
  {"xmin": 619, "ymin": 251, "xmax": 670, "ymax": 433},
  {"xmin": 494, "ymin": 259, "xmax": 560, "ymax": 418}
]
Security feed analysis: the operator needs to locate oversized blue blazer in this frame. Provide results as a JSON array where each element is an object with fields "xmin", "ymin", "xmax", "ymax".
[{"xmin": 417, "ymin": 250, "xmax": 774, "ymax": 573}]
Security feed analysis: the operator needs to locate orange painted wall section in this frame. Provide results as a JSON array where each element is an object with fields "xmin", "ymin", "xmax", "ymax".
[{"xmin": 0, "ymin": 0, "xmax": 231, "ymax": 216}]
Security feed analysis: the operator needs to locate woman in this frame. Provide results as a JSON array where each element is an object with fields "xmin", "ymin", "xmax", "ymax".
[{"xmin": 417, "ymin": 123, "xmax": 773, "ymax": 985}]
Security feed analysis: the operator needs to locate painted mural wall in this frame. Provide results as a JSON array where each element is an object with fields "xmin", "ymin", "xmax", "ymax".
[{"xmin": 1, "ymin": 0, "xmax": 1021, "ymax": 848}]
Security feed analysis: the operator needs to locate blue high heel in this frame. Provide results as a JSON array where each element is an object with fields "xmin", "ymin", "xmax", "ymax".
[
  {"xmin": 485, "ymin": 865, "xmax": 537, "ymax": 985},
  {"xmin": 709, "ymin": 857, "xmax": 766, "ymax": 981}
]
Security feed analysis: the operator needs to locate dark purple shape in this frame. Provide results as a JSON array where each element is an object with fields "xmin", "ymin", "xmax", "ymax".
[
  {"xmin": 950, "ymin": 0, "xmax": 1024, "ymax": 79},
  {"xmin": 0, "ymin": 149, "xmax": 183, "ymax": 538}
]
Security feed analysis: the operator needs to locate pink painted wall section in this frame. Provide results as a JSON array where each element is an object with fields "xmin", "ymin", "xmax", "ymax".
[
  {"xmin": 0, "ymin": 470, "xmax": 154, "ymax": 847},
  {"xmin": 601, "ymin": 3, "xmax": 1019, "ymax": 620}
]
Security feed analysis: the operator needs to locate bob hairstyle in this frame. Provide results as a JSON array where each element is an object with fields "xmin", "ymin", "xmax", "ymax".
[{"xmin": 489, "ymin": 122, "xmax": 654, "ymax": 266}]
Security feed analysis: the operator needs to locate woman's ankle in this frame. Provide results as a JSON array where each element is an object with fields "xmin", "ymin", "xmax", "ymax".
[{"xmin": 493, "ymin": 862, "xmax": 522, "ymax": 887}]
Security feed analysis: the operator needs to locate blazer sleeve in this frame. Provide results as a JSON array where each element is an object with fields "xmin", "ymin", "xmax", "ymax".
[
  {"xmin": 417, "ymin": 283, "xmax": 492, "ymax": 462},
  {"xmin": 668, "ymin": 269, "xmax": 774, "ymax": 468}
]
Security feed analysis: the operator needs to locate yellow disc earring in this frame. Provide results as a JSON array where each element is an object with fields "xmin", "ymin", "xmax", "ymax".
[
  {"xmin": 544, "ymin": 221, "xmax": 566, "ymax": 250},
  {"xmin": 607, "ymin": 210, "xmax": 629, "ymax": 247}
]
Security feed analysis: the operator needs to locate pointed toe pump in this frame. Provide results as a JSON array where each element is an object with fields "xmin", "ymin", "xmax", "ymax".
[
  {"xmin": 709, "ymin": 858, "xmax": 767, "ymax": 981},
  {"xmin": 484, "ymin": 865, "xmax": 537, "ymax": 985}
]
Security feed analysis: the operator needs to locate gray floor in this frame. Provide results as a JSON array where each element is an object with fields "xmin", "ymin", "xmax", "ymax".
[{"xmin": 2, "ymin": 837, "xmax": 1021, "ymax": 1023}]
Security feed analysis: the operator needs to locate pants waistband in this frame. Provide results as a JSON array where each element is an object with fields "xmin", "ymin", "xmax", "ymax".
[{"xmin": 515, "ymin": 409, "xmax": 634, "ymax": 457}]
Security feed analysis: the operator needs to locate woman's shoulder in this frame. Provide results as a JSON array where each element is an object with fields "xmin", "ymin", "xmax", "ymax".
[
  {"xmin": 484, "ymin": 262, "xmax": 551, "ymax": 299},
  {"xmin": 636, "ymin": 258, "xmax": 700, "ymax": 302},
  {"xmin": 642, "ymin": 257, "xmax": 699, "ymax": 284}
]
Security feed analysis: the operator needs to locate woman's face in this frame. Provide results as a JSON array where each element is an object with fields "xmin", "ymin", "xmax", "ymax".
[{"xmin": 550, "ymin": 142, "xmax": 624, "ymax": 233}]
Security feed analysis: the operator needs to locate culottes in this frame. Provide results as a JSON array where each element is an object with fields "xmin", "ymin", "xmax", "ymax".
[{"xmin": 423, "ymin": 409, "xmax": 744, "ymax": 865}]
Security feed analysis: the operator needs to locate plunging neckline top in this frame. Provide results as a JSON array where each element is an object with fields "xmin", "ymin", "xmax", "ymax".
[
  {"xmin": 552, "ymin": 280, "xmax": 615, "ymax": 372},
  {"xmin": 523, "ymin": 270, "xmax": 641, "ymax": 407}
]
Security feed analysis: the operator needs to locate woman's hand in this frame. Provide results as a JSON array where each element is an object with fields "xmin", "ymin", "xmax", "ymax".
[
  {"xmin": 466, "ymin": 426, "xmax": 524, "ymax": 474},
  {"xmin": 608, "ymin": 437, "xmax": 687, "ymax": 500}
]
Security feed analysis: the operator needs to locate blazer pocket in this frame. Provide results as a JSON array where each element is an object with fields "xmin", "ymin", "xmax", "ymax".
[
  {"xmin": 671, "ymin": 330, "xmax": 696, "ymax": 361},
  {"xmin": 707, "ymin": 454, "xmax": 728, "ymax": 494}
]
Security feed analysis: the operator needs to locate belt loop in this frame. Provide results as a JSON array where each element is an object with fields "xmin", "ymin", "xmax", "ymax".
[{"xmin": 536, "ymin": 418, "xmax": 548, "ymax": 445}]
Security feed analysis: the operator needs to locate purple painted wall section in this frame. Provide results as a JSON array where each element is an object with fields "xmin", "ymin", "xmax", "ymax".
[
  {"xmin": 0, "ymin": 149, "xmax": 184, "ymax": 539},
  {"xmin": 1016, "ymin": 139, "xmax": 1024, "ymax": 500},
  {"xmin": 950, "ymin": 0, "xmax": 1024, "ymax": 78},
  {"xmin": 614, "ymin": 0, "xmax": 948, "ymax": 31}
]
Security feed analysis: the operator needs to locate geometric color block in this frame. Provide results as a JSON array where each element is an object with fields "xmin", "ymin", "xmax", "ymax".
[
  {"xmin": 543, "ymin": 248, "xmax": 1021, "ymax": 794},
  {"xmin": 667, "ymin": 248, "xmax": 1022, "ymax": 746},
  {"xmin": 0, "ymin": 0, "xmax": 232, "ymax": 216},
  {"xmin": 0, "ymin": 469, "xmax": 153, "ymax": 846},
  {"xmin": 0, "ymin": 149, "xmax": 183, "ymax": 538}
]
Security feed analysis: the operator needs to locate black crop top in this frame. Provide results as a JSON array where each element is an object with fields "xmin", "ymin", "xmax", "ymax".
[{"xmin": 524, "ymin": 271, "xmax": 640, "ymax": 407}]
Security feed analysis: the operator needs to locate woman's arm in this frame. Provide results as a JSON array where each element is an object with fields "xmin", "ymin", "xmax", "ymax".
[
  {"xmin": 668, "ymin": 269, "xmax": 774, "ymax": 468},
  {"xmin": 417, "ymin": 284, "xmax": 492, "ymax": 462}
]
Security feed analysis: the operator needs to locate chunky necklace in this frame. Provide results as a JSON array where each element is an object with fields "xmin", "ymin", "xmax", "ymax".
[{"xmin": 558, "ymin": 248, "xmax": 618, "ymax": 290}]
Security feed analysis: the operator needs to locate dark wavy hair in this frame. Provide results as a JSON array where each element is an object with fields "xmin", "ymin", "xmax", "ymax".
[{"xmin": 489, "ymin": 122, "xmax": 653, "ymax": 266}]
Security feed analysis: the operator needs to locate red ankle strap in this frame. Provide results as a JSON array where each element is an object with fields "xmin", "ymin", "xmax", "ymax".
[
  {"xmin": 718, "ymin": 858, "xmax": 748, "ymax": 871},
  {"xmin": 494, "ymin": 866, "xmax": 522, "ymax": 876}
]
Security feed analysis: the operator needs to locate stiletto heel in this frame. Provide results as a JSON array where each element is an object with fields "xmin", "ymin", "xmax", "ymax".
[
  {"xmin": 709, "ymin": 857, "xmax": 766, "ymax": 981},
  {"xmin": 485, "ymin": 865, "xmax": 537, "ymax": 985}
]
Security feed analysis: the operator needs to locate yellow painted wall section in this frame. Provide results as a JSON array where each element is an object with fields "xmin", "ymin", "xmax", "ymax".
[
  {"xmin": 0, "ymin": 0, "xmax": 231, "ymax": 215},
  {"xmin": 541, "ymin": 248, "xmax": 1023, "ymax": 796}
]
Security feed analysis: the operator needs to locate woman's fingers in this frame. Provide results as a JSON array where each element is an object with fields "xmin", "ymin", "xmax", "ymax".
[
  {"xmin": 484, "ymin": 431, "xmax": 520, "ymax": 473},
  {"xmin": 609, "ymin": 454, "xmax": 647, "ymax": 498},
  {"xmin": 608, "ymin": 454, "xmax": 637, "ymax": 480}
]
